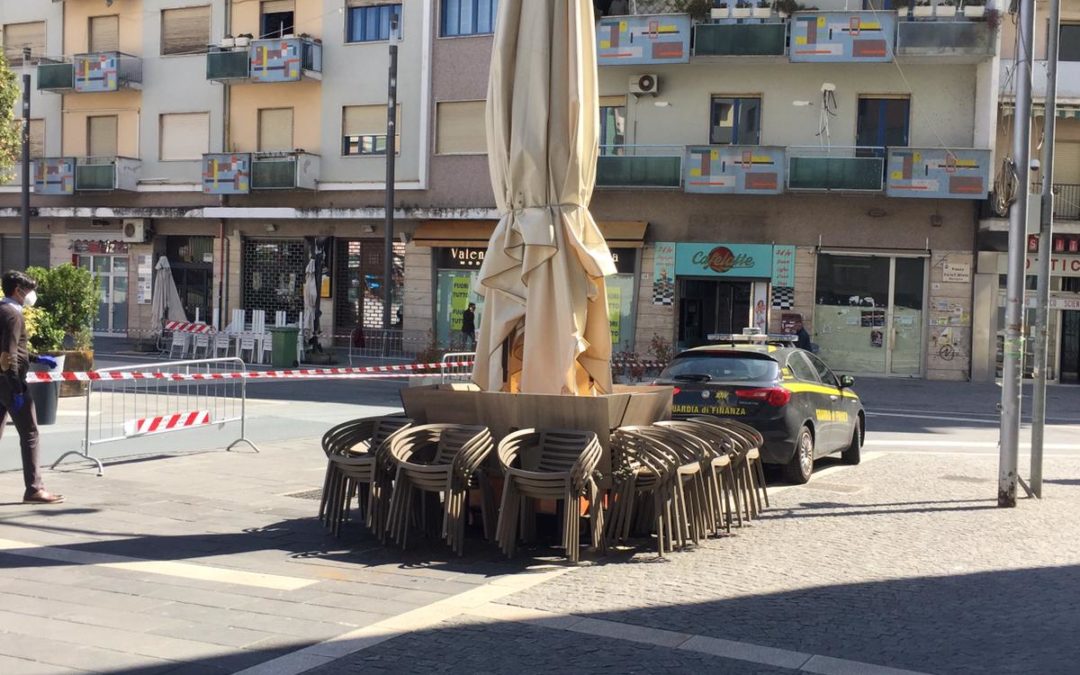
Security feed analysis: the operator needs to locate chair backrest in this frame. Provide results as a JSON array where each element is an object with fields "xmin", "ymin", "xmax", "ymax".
[
  {"xmin": 194, "ymin": 333, "xmax": 209, "ymax": 347},
  {"xmin": 230, "ymin": 309, "xmax": 246, "ymax": 333},
  {"xmin": 240, "ymin": 335, "xmax": 255, "ymax": 349},
  {"xmin": 688, "ymin": 416, "xmax": 760, "ymax": 453},
  {"xmin": 655, "ymin": 420, "xmax": 729, "ymax": 461},
  {"xmin": 275, "ymin": 310, "xmax": 287, "ymax": 327},
  {"xmin": 497, "ymin": 428, "xmax": 601, "ymax": 489},
  {"xmin": 215, "ymin": 332, "xmax": 231, "ymax": 346},
  {"xmin": 171, "ymin": 332, "xmax": 186, "ymax": 347},
  {"xmin": 612, "ymin": 427, "xmax": 680, "ymax": 478},
  {"xmin": 321, "ymin": 415, "xmax": 413, "ymax": 460},
  {"xmin": 252, "ymin": 310, "xmax": 266, "ymax": 333}
]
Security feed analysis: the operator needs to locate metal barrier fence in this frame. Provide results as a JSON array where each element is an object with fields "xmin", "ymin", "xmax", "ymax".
[
  {"xmin": 440, "ymin": 352, "xmax": 476, "ymax": 383},
  {"xmin": 347, "ymin": 328, "xmax": 430, "ymax": 363},
  {"xmin": 50, "ymin": 357, "xmax": 259, "ymax": 476}
]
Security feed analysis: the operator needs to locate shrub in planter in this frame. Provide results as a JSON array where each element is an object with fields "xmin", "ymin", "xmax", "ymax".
[{"xmin": 26, "ymin": 265, "xmax": 100, "ymax": 397}]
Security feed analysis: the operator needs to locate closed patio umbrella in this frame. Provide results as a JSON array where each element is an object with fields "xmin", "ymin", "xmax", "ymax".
[
  {"xmin": 472, "ymin": 0, "xmax": 616, "ymax": 395},
  {"xmin": 151, "ymin": 257, "xmax": 187, "ymax": 334},
  {"xmin": 303, "ymin": 258, "xmax": 317, "ymax": 336}
]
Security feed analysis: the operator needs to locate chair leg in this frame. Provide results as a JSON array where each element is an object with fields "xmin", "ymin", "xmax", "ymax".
[{"xmin": 754, "ymin": 457, "xmax": 770, "ymax": 509}]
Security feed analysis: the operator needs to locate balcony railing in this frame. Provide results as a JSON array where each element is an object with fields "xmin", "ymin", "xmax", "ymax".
[
  {"xmin": 36, "ymin": 58, "xmax": 74, "ymax": 91},
  {"xmin": 206, "ymin": 49, "xmax": 251, "ymax": 80},
  {"xmin": 789, "ymin": 12, "xmax": 896, "ymax": 63},
  {"xmin": 896, "ymin": 19, "xmax": 994, "ymax": 58},
  {"xmin": 596, "ymin": 145, "xmax": 682, "ymax": 189},
  {"xmin": 685, "ymin": 145, "xmax": 786, "ymax": 194},
  {"xmin": 208, "ymin": 37, "xmax": 323, "ymax": 83},
  {"xmin": 1052, "ymin": 184, "xmax": 1080, "ymax": 221},
  {"xmin": 39, "ymin": 53, "xmax": 142, "ymax": 93},
  {"xmin": 787, "ymin": 147, "xmax": 885, "ymax": 192},
  {"xmin": 885, "ymin": 147, "xmax": 991, "ymax": 199},
  {"xmin": 251, "ymin": 151, "xmax": 319, "ymax": 190},
  {"xmin": 74, "ymin": 157, "xmax": 140, "ymax": 191},
  {"xmin": 693, "ymin": 23, "xmax": 787, "ymax": 57}
]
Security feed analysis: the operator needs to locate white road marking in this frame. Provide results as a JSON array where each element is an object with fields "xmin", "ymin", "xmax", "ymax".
[
  {"xmin": 0, "ymin": 538, "xmax": 315, "ymax": 591},
  {"xmin": 865, "ymin": 439, "xmax": 1080, "ymax": 450}
]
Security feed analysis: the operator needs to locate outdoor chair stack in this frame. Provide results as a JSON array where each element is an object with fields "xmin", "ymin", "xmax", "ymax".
[
  {"xmin": 691, "ymin": 416, "xmax": 769, "ymax": 520},
  {"xmin": 319, "ymin": 415, "xmax": 413, "ymax": 538},
  {"xmin": 384, "ymin": 424, "xmax": 495, "ymax": 555},
  {"xmin": 495, "ymin": 429, "xmax": 605, "ymax": 563},
  {"xmin": 655, "ymin": 420, "xmax": 740, "ymax": 533}
]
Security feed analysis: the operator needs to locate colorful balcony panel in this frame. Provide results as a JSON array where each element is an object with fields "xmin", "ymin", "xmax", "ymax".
[
  {"xmin": 249, "ymin": 39, "xmax": 304, "ymax": 83},
  {"xmin": 885, "ymin": 148, "xmax": 991, "ymax": 199},
  {"xmin": 203, "ymin": 154, "xmax": 252, "ymax": 195},
  {"xmin": 685, "ymin": 146, "xmax": 785, "ymax": 195},
  {"xmin": 74, "ymin": 53, "xmax": 120, "ymax": 92},
  {"xmin": 32, "ymin": 158, "xmax": 76, "ymax": 196},
  {"xmin": 789, "ymin": 12, "xmax": 895, "ymax": 63},
  {"xmin": 596, "ymin": 14, "xmax": 691, "ymax": 66}
]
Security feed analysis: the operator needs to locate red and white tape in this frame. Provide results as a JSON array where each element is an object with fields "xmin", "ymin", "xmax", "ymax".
[
  {"xmin": 25, "ymin": 360, "xmax": 475, "ymax": 383},
  {"xmin": 124, "ymin": 410, "xmax": 210, "ymax": 437},
  {"xmin": 165, "ymin": 321, "xmax": 214, "ymax": 334}
]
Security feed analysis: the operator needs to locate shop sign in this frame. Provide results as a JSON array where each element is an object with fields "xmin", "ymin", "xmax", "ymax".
[
  {"xmin": 771, "ymin": 245, "xmax": 796, "ymax": 287},
  {"xmin": 71, "ymin": 239, "xmax": 129, "ymax": 255},
  {"xmin": 438, "ymin": 247, "xmax": 486, "ymax": 269},
  {"xmin": 652, "ymin": 242, "xmax": 676, "ymax": 305},
  {"xmin": 942, "ymin": 261, "xmax": 971, "ymax": 283},
  {"xmin": 1002, "ymin": 254, "xmax": 1080, "ymax": 277},
  {"xmin": 674, "ymin": 243, "xmax": 773, "ymax": 278}
]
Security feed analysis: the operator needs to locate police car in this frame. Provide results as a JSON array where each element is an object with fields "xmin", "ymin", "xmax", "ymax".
[{"xmin": 655, "ymin": 332, "xmax": 865, "ymax": 484}]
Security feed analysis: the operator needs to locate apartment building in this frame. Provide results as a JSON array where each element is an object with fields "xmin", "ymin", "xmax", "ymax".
[
  {"xmin": 416, "ymin": 0, "xmax": 1000, "ymax": 380},
  {"xmin": 973, "ymin": 0, "xmax": 1080, "ymax": 384},
  {"xmin": 0, "ymin": 0, "xmax": 440, "ymax": 341}
]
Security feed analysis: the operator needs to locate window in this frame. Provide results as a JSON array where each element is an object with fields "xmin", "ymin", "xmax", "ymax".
[
  {"xmin": 89, "ymin": 15, "xmax": 120, "ymax": 52},
  {"xmin": 441, "ymin": 0, "xmax": 498, "ymax": 37},
  {"xmin": 2, "ymin": 21, "xmax": 46, "ymax": 65},
  {"xmin": 436, "ymin": 101, "xmax": 485, "ymax": 154},
  {"xmin": 28, "ymin": 119, "xmax": 44, "ymax": 160},
  {"xmin": 856, "ymin": 96, "xmax": 909, "ymax": 150},
  {"xmin": 261, "ymin": 0, "xmax": 295, "ymax": 38},
  {"xmin": 787, "ymin": 353, "xmax": 819, "ymax": 383},
  {"xmin": 0, "ymin": 237, "xmax": 49, "ymax": 273},
  {"xmin": 1060, "ymin": 24, "xmax": 1080, "ymax": 62},
  {"xmin": 342, "ymin": 104, "xmax": 401, "ymax": 156},
  {"xmin": 160, "ymin": 112, "xmax": 210, "ymax": 161},
  {"xmin": 599, "ymin": 95, "xmax": 626, "ymax": 155},
  {"xmin": 347, "ymin": 2, "xmax": 402, "ymax": 43},
  {"xmin": 161, "ymin": 6, "xmax": 211, "ymax": 55},
  {"xmin": 806, "ymin": 352, "xmax": 839, "ymax": 387},
  {"xmin": 87, "ymin": 115, "xmax": 118, "ymax": 158},
  {"xmin": 710, "ymin": 96, "xmax": 761, "ymax": 145},
  {"xmin": 258, "ymin": 108, "xmax": 294, "ymax": 151}
]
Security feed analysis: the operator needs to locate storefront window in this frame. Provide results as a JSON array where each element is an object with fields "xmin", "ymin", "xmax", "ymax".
[
  {"xmin": 242, "ymin": 239, "xmax": 307, "ymax": 322},
  {"xmin": 333, "ymin": 240, "xmax": 405, "ymax": 334}
]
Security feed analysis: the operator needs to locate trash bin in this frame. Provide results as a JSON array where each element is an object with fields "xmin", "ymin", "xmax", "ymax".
[
  {"xmin": 269, "ymin": 326, "xmax": 299, "ymax": 368},
  {"xmin": 29, "ymin": 354, "xmax": 65, "ymax": 426}
]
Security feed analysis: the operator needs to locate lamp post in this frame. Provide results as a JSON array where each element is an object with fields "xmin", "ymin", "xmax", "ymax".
[
  {"xmin": 21, "ymin": 46, "xmax": 32, "ymax": 270},
  {"xmin": 382, "ymin": 12, "xmax": 399, "ymax": 339}
]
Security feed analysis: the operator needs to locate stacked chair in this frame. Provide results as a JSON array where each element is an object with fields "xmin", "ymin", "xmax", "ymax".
[{"xmin": 690, "ymin": 416, "xmax": 769, "ymax": 521}]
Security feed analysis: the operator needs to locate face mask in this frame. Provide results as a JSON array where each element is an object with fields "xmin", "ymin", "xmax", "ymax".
[{"xmin": 23, "ymin": 290, "xmax": 37, "ymax": 307}]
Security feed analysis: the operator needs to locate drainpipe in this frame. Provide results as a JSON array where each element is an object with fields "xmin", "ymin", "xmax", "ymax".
[{"xmin": 218, "ymin": 0, "xmax": 232, "ymax": 328}]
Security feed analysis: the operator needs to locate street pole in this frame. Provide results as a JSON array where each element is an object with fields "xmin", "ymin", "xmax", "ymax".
[
  {"xmin": 20, "ymin": 47, "xmax": 32, "ymax": 270},
  {"xmin": 999, "ymin": 0, "xmax": 1036, "ymax": 508},
  {"xmin": 382, "ymin": 14, "xmax": 398, "ymax": 339},
  {"xmin": 1031, "ymin": 0, "xmax": 1061, "ymax": 499}
]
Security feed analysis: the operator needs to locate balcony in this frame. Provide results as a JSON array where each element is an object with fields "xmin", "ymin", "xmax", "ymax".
[
  {"xmin": 202, "ymin": 153, "xmax": 252, "ymax": 194},
  {"xmin": 208, "ymin": 37, "xmax": 323, "ymax": 83},
  {"xmin": 251, "ymin": 152, "xmax": 319, "ymax": 190},
  {"xmin": 31, "ymin": 157, "xmax": 77, "ymax": 195},
  {"xmin": 36, "ymin": 59, "xmax": 74, "ymax": 91},
  {"xmin": 693, "ymin": 22, "xmax": 787, "ymax": 57},
  {"xmin": 596, "ymin": 13, "xmax": 691, "ymax": 66},
  {"xmin": 1002, "ymin": 61, "xmax": 1080, "ymax": 102},
  {"xmin": 787, "ymin": 147, "xmax": 884, "ymax": 192},
  {"xmin": 685, "ymin": 145, "xmax": 786, "ymax": 194},
  {"xmin": 75, "ymin": 157, "xmax": 140, "ymax": 191},
  {"xmin": 896, "ymin": 19, "xmax": 995, "ymax": 59},
  {"xmin": 789, "ymin": 11, "xmax": 896, "ymax": 63},
  {"xmin": 885, "ymin": 147, "xmax": 990, "ymax": 199},
  {"xmin": 1052, "ymin": 184, "xmax": 1080, "ymax": 221},
  {"xmin": 596, "ymin": 145, "xmax": 682, "ymax": 189},
  {"xmin": 38, "ymin": 53, "xmax": 142, "ymax": 93}
]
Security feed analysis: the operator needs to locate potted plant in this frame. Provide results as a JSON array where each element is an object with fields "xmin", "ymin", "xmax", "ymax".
[
  {"xmin": 937, "ymin": 0, "xmax": 958, "ymax": 17},
  {"xmin": 733, "ymin": 0, "xmax": 753, "ymax": 18},
  {"xmin": 774, "ymin": 0, "xmax": 799, "ymax": 18},
  {"xmin": 963, "ymin": 0, "xmax": 986, "ymax": 18},
  {"xmin": 712, "ymin": 1, "xmax": 731, "ymax": 19},
  {"xmin": 913, "ymin": 0, "xmax": 934, "ymax": 17},
  {"xmin": 675, "ymin": 0, "xmax": 713, "ymax": 21},
  {"xmin": 26, "ymin": 265, "xmax": 99, "ymax": 403},
  {"xmin": 753, "ymin": 0, "xmax": 772, "ymax": 18}
]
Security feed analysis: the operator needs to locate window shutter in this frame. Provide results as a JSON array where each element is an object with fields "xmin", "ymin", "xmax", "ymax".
[
  {"xmin": 88, "ymin": 116, "xmax": 119, "ymax": 158},
  {"xmin": 28, "ymin": 119, "xmax": 45, "ymax": 160},
  {"xmin": 89, "ymin": 15, "xmax": 120, "ymax": 52},
  {"xmin": 436, "ymin": 101, "xmax": 487, "ymax": 154},
  {"xmin": 599, "ymin": 96, "xmax": 626, "ymax": 108},
  {"xmin": 161, "ymin": 6, "xmax": 211, "ymax": 56},
  {"xmin": 3, "ymin": 21, "xmax": 46, "ymax": 64},
  {"xmin": 160, "ymin": 113, "xmax": 210, "ymax": 161},
  {"xmin": 261, "ymin": 1, "xmax": 294, "ymax": 13},
  {"xmin": 343, "ymin": 105, "xmax": 390, "ymax": 136},
  {"xmin": 258, "ymin": 108, "xmax": 293, "ymax": 151}
]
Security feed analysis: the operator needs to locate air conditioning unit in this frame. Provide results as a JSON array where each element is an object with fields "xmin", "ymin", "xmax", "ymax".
[
  {"xmin": 630, "ymin": 73, "xmax": 659, "ymax": 96},
  {"xmin": 122, "ymin": 218, "xmax": 148, "ymax": 243}
]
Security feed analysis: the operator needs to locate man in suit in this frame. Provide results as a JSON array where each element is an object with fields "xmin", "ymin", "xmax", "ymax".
[{"xmin": 1, "ymin": 271, "xmax": 64, "ymax": 504}]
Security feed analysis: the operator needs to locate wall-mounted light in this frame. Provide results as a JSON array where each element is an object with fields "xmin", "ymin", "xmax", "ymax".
[
  {"xmin": 265, "ymin": 223, "xmax": 278, "ymax": 233},
  {"xmin": 362, "ymin": 224, "xmax": 376, "ymax": 234}
]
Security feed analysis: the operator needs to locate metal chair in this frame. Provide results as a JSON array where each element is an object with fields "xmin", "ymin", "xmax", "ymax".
[
  {"xmin": 691, "ymin": 416, "xmax": 769, "ymax": 520},
  {"xmin": 168, "ymin": 331, "xmax": 189, "ymax": 359}
]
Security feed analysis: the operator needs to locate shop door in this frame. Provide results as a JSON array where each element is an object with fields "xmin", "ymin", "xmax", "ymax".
[
  {"xmin": 78, "ymin": 254, "xmax": 129, "ymax": 334},
  {"xmin": 1061, "ymin": 311, "xmax": 1080, "ymax": 383},
  {"xmin": 814, "ymin": 254, "xmax": 926, "ymax": 376},
  {"xmin": 678, "ymin": 279, "xmax": 751, "ymax": 350}
]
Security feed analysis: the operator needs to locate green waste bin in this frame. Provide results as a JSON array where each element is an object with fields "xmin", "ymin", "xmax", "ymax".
[{"xmin": 269, "ymin": 326, "xmax": 300, "ymax": 368}]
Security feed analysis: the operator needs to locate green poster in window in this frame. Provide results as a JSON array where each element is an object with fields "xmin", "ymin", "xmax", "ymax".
[
  {"xmin": 450, "ymin": 275, "xmax": 472, "ymax": 331},
  {"xmin": 608, "ymin": 285, "xmax": 621, "ymax": 345}
]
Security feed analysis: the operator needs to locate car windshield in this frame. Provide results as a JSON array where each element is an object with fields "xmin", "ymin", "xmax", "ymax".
[{"xmin": 660, "ymin": 353, "xmax": 780, "ymax": 383}]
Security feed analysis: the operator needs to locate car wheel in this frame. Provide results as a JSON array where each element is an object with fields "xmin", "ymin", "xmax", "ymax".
[
  {"xmin": 784, "ymin": 425, "xmax": 814, "ymax": 484},
  {"xmin": 841, "ymin": 417, "xmax": 862, "ymax": 465}
]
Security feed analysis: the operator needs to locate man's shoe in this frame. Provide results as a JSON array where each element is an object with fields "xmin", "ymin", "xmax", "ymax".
[{"xmin": 23, "ymin": 490, "xmax": 64, "ymax": 504}]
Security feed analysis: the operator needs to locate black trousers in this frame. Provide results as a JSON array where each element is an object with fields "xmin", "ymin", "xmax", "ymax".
[{"xmin": 0, "ymin": 386, "xmax": 42, "ymax": 494}]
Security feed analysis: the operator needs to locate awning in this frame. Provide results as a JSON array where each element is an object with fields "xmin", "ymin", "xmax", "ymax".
[
  {"xmin": 1001, "ymin": 102, "xmax": 1080, "ymax": 119},
  {"xmin": 413, "ymin": 219, "xmax": 647, "ymax": 248}
]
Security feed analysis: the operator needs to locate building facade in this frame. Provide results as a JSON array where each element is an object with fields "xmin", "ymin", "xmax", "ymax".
[{"xmin": 2, "ymin": 0, "xmax": 1007, "ymax": 381}]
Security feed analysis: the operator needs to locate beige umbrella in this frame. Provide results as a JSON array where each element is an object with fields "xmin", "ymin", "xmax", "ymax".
[
  {"xmin": 151, "ymin": 257, "xmax": 187, "ymax": 334},
  {"xmin": 472, "ymin": 0, "xmax": 616, "ymax": 396}
]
